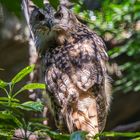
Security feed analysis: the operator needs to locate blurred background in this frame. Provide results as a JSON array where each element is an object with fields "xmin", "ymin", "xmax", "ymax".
[{"xmin": 0, "ymin": 0, "xmax": 140, "ymax": 137}]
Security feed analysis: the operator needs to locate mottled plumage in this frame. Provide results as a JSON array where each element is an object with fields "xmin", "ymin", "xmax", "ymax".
[{"xmin": 24, "ymin": 1, "xmax": 111, "ymax": 137}]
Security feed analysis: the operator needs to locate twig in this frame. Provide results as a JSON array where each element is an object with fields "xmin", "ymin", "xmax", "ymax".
[{"xmin": 112, "ymin": 121, "xmax": 140, "ymax": 132}]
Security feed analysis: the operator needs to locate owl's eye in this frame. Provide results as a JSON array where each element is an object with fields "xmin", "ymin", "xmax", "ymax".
[
  {"xmin": 54, "ymin": 12, "xmax": 63, "ymax": 19},
  {"xmin": 36, "ymin": 12, "xmax": 45, "ymax": 21}
]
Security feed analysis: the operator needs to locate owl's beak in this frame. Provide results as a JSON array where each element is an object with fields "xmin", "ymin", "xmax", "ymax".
[{"xmin": 45, "ymin": 19, "xmax": 53, "ymax": 29}]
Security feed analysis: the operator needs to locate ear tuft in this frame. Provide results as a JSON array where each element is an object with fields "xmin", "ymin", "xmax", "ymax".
[{"xmin": 60, "ymin": 0, "xmax": 74, "ymax": 9}]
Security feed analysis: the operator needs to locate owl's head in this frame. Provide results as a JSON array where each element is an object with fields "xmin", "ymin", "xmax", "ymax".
[
  {"xmin": 30, "ymin": 4, "xmax": 54, "ymax": 34},
  {"xmin": 49, "ymin": 5, "xmax": 79, "ymax": 32}
]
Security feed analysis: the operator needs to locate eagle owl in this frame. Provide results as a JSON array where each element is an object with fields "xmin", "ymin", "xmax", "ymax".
[{"xmin": 24, "ymin": 1, "xmax": 111, "ymax": 137}]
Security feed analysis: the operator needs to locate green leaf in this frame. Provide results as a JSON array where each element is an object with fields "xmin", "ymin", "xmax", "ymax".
[
  {"xmin": 36, "ymin": 128, "xmax": 69, "ymax": 140},
  {"xmin": 21, "ymin": 83, "xmax": 46, "ymax": 91},
  {"xmin": 0, "ymin": 97, "xmax": 19, "ymax": 102},
  {"xmin": 29, "ymin": 122, "xmax": 50, "ymax": 129},
  {"xmin": 0, "ymin": 111, "xmax": 23, "ymax": 128},
  {"xmin": 11, "ymin": 65, "xmax": 35, "ymax": 85},
  {"xmin": 0, "ymin": 130, "xmax": 13, "ymax": 137},
  {"xmin": 13, "ymin": 83, "xmax": 46, "ymax": 97},
  {"xmin": 133, "ymin": 137, "xmax": 140, "ymax": 140},
  {"xmin": 0, "ymin": 0, "xmax": 21, "ymax": 17},
  {"xmin": 32, "ymin": 0, "xmax": 44, "ymax": 8},
  {"xmin": 21, "ymin": 101, "xmax": 44, "ymax": 112},
  {"xmin": 94, "ymin": 132, "xmax": 140, "ymax": 138},
  {"xmin": 0, "ymin": 80, "xmax": 8, "ymax": 89},
  {"xmin": 0, "ymin": 101, "xmax": 9, "ymax": 108},
  {"xmin": 48, "ymin": 0, "xmax": 60, "ymax": 10},
  {"xmin": 0, "ymin": 101, "xmax": 22, "ymax": 113},
  {"xmin": 70, "ymin": 131, "xmax": 87, "ymax": 140}
]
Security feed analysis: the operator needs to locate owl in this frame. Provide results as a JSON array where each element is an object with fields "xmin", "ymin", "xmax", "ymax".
[{"xmin": 23, "ymin": 1, "xmax": 111, "ymax": 137}]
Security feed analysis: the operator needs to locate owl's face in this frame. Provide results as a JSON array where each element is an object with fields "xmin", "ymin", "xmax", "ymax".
[
  {"xmin": 29, "ymin": 4, "xmax": 79, "ymax": 49},
  {"xmin": 30, "ymin": 4, "xmax": 54, "ymax": 34},
  {"xmin": 49, "ymin": 6, "xmax": 78, "ymax": 32}
]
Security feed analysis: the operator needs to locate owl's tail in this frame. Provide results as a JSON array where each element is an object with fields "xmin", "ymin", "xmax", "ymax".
[{"xmin": 72, "ymin": 96, "xmax": 99, "ymax": 137}]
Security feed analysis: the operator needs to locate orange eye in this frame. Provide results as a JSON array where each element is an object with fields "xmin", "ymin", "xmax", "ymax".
[{"xmin": 54, "ymin": 12, "xmax": 63, "ymax": 19}]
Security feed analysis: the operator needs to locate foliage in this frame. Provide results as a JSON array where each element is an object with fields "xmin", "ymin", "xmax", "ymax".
[
  {"xmin": 0, "ymin": 65, "xmax": 44, "ymax": 139},
  {"xmin": 0, "ymin": 0, "xmax": 21, "ymax": 16}
]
